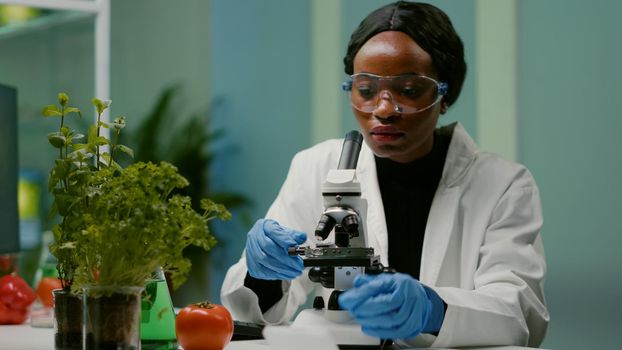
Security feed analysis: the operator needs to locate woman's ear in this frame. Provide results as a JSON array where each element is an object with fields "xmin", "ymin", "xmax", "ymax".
[{"xmin": 440, "ymin": 102, "xmax": 448, "ymax": 114}]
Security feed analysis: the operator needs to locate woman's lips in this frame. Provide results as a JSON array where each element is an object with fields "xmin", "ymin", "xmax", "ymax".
[{"xmin": 370, "ymin": 126, "xmax": 404, "ymax": 142}]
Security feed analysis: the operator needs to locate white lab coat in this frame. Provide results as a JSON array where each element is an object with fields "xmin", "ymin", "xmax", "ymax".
[{"xmin": 221, "ymin": 122, "xmax": 549, "ymax": 348}]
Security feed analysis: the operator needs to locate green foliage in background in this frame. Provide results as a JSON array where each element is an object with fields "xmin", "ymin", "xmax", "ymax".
[
  {"xmin": 126, "ymin": 85, "xmax": 250, "ymax": 222},
  {"xmin": 124, "ymin": 86, "xmax": 250, "ymax": 303},
  {"xmin": 0, "ymin": 5, "xmax": 40, "ymax": 26}
]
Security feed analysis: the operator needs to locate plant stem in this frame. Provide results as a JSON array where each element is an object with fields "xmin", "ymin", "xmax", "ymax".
[
  {"xmin": 96, "ymin": 111, "xmax": 102, "ymax": 170},
  {"xmin": 59, "ymin": 107, "xmax": 64, "ymax": 161},
  {"xmin": 60, "ymin": 108, "xmax": 69, "ymax": 191},
  {"xmin": 109, "ymin": 129, "xmax": 120, "ymax": 168},
  {"xmin": 60, "ymin": 105, "xmax": 65, "ymax": 129}
]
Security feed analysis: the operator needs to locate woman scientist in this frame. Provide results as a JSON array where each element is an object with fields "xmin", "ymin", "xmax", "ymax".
[{"xmin": 221, "ymin": 1, "xmax": 549, "ymax": 348}]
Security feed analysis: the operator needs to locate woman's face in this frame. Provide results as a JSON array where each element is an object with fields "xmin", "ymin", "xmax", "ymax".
[{"xmin": 352, "ymin": 31, "xmax": 442, "ymax": 163}]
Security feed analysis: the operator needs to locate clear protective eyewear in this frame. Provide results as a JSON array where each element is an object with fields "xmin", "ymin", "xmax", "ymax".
[{"xmin": 342, "ymin": 73, "xmax": 448, "ymax": 114}]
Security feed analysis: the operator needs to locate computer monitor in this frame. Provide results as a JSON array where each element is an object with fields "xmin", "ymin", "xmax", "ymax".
[{"xmin": 0, "ymin": 83, "xmax": 19, "ymax": 254}]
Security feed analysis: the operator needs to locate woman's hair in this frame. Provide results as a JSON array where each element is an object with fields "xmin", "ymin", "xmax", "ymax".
[{"xmin": 344, "ymin": 1, "xmax": 467, "ymax": 107}]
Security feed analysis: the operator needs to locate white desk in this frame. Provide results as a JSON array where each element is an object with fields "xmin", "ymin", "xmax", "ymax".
[
  {"xmin": 0, "ymin": 325, "xmax": 543, "ymax": 350},
  {"xmin": 0, "ymin": 325, "xmax": 269, "ymax": 350}
]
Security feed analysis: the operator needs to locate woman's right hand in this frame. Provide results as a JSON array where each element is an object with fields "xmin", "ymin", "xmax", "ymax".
[{"xmin": 245, "ymin": 219, "xmax": 308, "ymax": 280}]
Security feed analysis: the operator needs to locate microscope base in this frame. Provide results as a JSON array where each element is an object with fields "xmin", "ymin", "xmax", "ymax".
[{"xmin": 291, "ymin": 309, "xmax": 381, "ymax": 348}]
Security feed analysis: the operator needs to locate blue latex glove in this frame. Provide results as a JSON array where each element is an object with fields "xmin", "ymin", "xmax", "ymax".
[
  {"xmin": 338, "ymin": 273, "xmax": 445, "ymax": 340},
  {"xmin": 245, "ymin": 219, "xmax": 307, "ymax": 280}
]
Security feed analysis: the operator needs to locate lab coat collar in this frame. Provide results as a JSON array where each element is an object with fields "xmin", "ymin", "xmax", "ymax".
[
  {"xmin": 438, "ymin": 122, "xmax": 478, "ymax": 188},
  {"xmin": 358, "ymin": 122, "xmax": 477, "ymax": 187}
]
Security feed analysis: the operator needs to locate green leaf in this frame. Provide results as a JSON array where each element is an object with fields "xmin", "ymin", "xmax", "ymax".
[
  {"xmin": 64, "ymin": 107, "xmax": 81, "ymax": 116},
  {"xmin": 87, "ymin": 125, "xmax": 99, "ymax": 144},
  {"xmin": 99, "ymin": 153, "xmax": 110, "ymax": 165},
  {"xmin": 48, "ymin": 170, "xmax": 60, "ymax": 192},
  {"xmin": 71, "ymin": 132, "xmax": 85, "ymax": 142},
  {"xmin": 98, "ymin": 120, "xmax": 111, "ymax": 129},
  {"xmin": 86, "ymin": 125, "xmax": 109, "ymax": 147},
  {"xmin": 58, "ymin": 93, "xmax": 69, "ymax": 107},
  {"xmin": 47, "ymin": 132, "xmax": 66, "ymax": 148},
  {"xmin": 109, "ymin": 159, "xmax": 122, "ymax": 170},
  {"xmin": 47, "ymin": 205, "xmax": 59, "ymax": 222},
  {"xmin": 91, "ymin": 98, "xmax": 111, "ymax": 115},
  {"xmin": 71, "ymin": 143, "xmax": 89, "ymax": 152},
  {"xmin": 94, "ymin": 136, "xmax": 109, "ymax": 147},
  {"xmin": 53, "ymin": 192, "xmax": 74, "ymax": 216},
  {"xmin": 200, "ymin": 198, "xmax": 232, "ymax": 221},
  {"xmin": 116, "ymin": 144, "xmax": 134, "ymax": 158},
  {"xmin": 53, "ymin": 159, "xmax": 71, "ymax": 179},
  {"xmin": 42, "ymin": 105, "xmax": 62, "ymax": 117}
]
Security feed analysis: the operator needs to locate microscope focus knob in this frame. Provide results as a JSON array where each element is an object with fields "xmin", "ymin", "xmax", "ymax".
[
  {"xmin": 308, "ymin": 267, "xmax": 322, "ymax": 283},
  {"xmin": 327, "ymin": 290, "xmax": 343, "ymax": 311},
  {"xmin": 313, "ymin": 296, "xmax": 325, "ymax": 310},
  {"xmin": 308, "ymin": 267, "xmax": 335, "ymax": 288}
]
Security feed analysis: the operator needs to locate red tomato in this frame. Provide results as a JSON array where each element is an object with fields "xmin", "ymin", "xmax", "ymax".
[
  {"xmin": 176, "ymin": 302, "xmax": 234, "ymax": 350},
  {"xmin": 0, "ymin": 274, "xmax": 35, "ymax": 324},
  {"xmin": 0, "ymin": 302, "xmax": 28, "ymax": 324},
  {"xmin": 35, "ymin": 277, "xmax": 63, "ymax": 308},
  {"xmin": 0, "ymin": 274, "xmax": 36, "ymax": 309}
]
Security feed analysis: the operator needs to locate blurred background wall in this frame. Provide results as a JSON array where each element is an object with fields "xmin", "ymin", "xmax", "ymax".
[
  {"xmin": 0, "ymin": 0, "xmax": 620, "ymax": 348},
  {"xmin": 519, "ymin": 1, "xmax": 622, "ymax": 348}
]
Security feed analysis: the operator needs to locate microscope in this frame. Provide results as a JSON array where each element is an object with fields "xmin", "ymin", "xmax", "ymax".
[{"xmin": 288, "ymin": 130, "xmax": 392, "ymax": 347}]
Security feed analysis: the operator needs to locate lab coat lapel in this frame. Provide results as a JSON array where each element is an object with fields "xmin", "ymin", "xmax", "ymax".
[
  {"xmin": 420, "ymin": 123, "xmax": 477, "ymax": 286},
  {"xmin": 420, "ymin": 186, "xmax": 459, "ymax": 285}
]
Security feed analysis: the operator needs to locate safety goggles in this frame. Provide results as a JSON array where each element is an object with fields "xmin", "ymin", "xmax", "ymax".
[{"xmin": 342, "ymin": 73, "xmax": 448, "ymax": 114}]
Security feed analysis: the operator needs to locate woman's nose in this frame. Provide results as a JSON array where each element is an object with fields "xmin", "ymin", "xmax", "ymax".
[{"xmin": 373, "ymin": 91, "xmax": 401, "ymax": 118}]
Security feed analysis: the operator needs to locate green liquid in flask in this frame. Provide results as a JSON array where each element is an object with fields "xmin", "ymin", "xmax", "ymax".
[{"xmin": 141, "ymin": 277, "xmax": 177, "ymax": 350}]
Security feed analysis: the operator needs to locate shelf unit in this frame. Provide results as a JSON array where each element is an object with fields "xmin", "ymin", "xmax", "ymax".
[{"xmin": 0, "ymin": 0, "xmax": 111, "ymax": 137}]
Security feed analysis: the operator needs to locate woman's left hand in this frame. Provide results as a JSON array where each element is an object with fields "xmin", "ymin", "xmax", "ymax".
[{"xmin": 338, "ymin": 272, "xmax": 445, "ymax": 340}]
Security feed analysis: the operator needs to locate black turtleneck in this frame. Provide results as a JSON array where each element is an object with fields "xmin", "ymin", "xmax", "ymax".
[{"xmin": 375, "ymin": 130, "xmax": 450, "ymax": 279}]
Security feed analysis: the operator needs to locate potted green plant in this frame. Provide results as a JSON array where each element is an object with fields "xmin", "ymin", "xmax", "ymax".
[
  {"xmin": 44, "ymin": 93, "xmax": 89, "ymax": 350},
  {"xmin": 43, "ymin": 93, "xmax": 230, "ymax": 350}
]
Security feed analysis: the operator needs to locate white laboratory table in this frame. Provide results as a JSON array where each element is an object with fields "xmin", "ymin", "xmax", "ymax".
[
  {"xmin": 0, "ymin": 324, "xmax": 545, "ymax": 350},
  {"xmin": 0, "ymin": 324, "xmax": 267, "ymax": 350},
  {"xmin": 0, "ymin": 325, "xmax": 268, "ymax": 350}
]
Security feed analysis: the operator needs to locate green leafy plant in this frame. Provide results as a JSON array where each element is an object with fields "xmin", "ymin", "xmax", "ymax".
[
  {"xmin": 43, "ymin": 93, "xmax": 230, "ymax": 296},
  {"xmin": 43, "ymin": 92, "xmax": 90, "ymax": 290}
]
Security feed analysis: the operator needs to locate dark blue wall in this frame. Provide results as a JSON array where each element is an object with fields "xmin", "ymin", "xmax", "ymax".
[{"xmin": 0, "ymin": 84, "xmax": 19, "ymax": 254}]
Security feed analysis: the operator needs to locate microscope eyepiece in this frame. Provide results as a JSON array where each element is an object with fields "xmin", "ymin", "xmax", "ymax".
[{"xmin": 337, "ymin": 130, "xmax": 363, "ymax": 170}]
